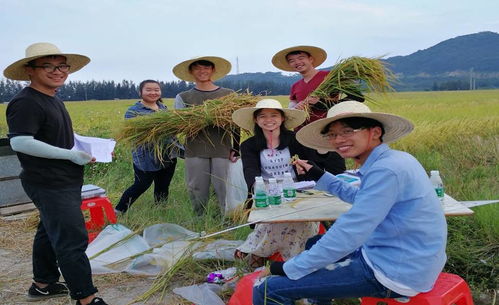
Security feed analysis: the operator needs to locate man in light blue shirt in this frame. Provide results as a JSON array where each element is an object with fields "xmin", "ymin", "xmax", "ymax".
[{"xmin": 253, "ymin": 101, "xmax": 447, "ymax": 305}]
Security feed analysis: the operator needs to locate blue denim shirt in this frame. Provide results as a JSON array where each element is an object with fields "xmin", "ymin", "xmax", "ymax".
[
  {"xmin": 283, "ymin": 144, "xmax": 447, "ymax": 293},
  {"xmin": 125, "ymin": 101, "xmax": 179, "ymax": 171}
]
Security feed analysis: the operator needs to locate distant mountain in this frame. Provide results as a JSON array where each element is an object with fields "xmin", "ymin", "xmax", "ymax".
[
  {"xmin": 381, "ymin": 31, "xmax": 499, "ymax": 90},
  {"xmin": 385, "ymin": 31, "xmax": 499, "ymax": 75},
  {"xmin": 220, "ymin": 31, "xmax": 499, "ymax": 92}
]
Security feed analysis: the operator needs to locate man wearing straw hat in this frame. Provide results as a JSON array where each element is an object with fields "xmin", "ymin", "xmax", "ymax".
[
  {"xmin": 4, "ymin": 43, "xmax": 107, "ymax": 305},
  {"xmin": 253, "ymin": 101, "xmax": 447, "ymax": 305},
  {"xmin": 173, "ymin": 56, "xmax": 238, "ymax": 215},
  {"xmin": 272, "ymin": 45, "xmax": 364, "ymax": 130}
]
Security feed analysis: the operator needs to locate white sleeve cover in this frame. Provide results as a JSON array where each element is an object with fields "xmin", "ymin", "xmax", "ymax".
[
  {"xmin": 174, "ymin": 94, "xmax": 186, "ymax": 109},
  {"xmin": 10, "ymin": 136, "xmax": 92, "ymax": 165}
]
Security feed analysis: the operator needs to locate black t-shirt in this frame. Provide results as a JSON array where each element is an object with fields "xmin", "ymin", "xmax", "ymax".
[{"xmin": 6, "ymin": 87, "xmax": 83, "ymax": 187}]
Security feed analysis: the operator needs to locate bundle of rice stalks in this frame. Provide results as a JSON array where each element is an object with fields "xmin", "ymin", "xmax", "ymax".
[
  {"xmin": 116, "ymin": 92, "xmax": 259, "ymax": 157},
  {"xmin": 312, "ymin": 56, "xmax": 396, "ymax": 103}
]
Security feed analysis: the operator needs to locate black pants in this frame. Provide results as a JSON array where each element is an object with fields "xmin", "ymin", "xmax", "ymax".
[
  {"xmin": 115, "ymin": 159, "xmax": 177, "ymax": 212},
  {"xmin": 21, "ymin": 180, "xmax": 97, "ymax": 300}
]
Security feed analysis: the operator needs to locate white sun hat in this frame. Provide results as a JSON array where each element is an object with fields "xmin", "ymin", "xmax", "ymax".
[
  {"xmin": 3, "ymin": 42, "xmax": 90, "ymax": 81},
  {"xmin": 172, "ymin": 56, "xmax": 231, "ymax": 82},
  {"xmin": 296, "ymin": 101, "xmax": 414, "ymax": 152},
  {"xmin": 272, "ymin": 45, "xmax": 327, "ymax": 72},
  {"xmin": 232, "ymin": 99, "xmax": 307, "ymax": 132}
]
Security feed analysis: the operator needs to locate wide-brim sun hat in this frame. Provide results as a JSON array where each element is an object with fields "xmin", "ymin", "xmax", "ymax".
[
  {"xmin": 296, "ymin": 100, "xmax": 414, "ymax": 152},
  {"xmin": 272, "ymin": 45, "xmax": 327, "ymax": 72},
  {"xmin": 3, "ymin": 42, "xmax": 90, "ymax": 81},
  {"xmin": 232, "ymin": 99, "xmax": 307, "ymax": 132},
  {"xmin": 172, "ymin": 56, "xmax": 231, "ymax": 82}
]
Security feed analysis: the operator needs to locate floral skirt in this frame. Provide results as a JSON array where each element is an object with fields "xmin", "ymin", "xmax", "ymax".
[{"xmin": 237, "ymin": 222, "xmax": 319, "ymax": 260}]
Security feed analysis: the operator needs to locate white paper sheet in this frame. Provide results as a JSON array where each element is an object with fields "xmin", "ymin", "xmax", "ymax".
[
  {"xmin": 293, "ymin": 180, "xmax": 316, "ymax": 190},
  {"xmin": 72, "ymin": 133, "xmax": 116, "ymax": 163}
]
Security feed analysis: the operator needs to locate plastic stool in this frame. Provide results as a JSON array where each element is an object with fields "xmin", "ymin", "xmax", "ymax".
[
  {"xmin": 227, "ymin": 270, "xmax": 263, "ymax": 305},
  {"xmin": 81, "ymin": 196, "xmax": 117, "ymax": 242},
  {"xmin": 361, "ymin": 272, "xmax": 474, "ymax": 305}
]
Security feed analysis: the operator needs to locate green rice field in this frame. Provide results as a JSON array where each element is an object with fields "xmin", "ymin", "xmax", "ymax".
[{"xmin": 0, "ymin": 89, "xmax": 497, "ymax": 303}]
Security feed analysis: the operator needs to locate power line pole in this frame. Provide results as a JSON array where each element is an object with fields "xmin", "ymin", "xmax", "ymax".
[{"xmin": 236, "ymin": 56, "xmax": 239, "ymax": 75}]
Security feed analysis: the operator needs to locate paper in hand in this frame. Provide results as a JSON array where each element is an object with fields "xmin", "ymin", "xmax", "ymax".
[{"xmin": 72, "ymin": 133, "xmax": 116, "ymax": 163}]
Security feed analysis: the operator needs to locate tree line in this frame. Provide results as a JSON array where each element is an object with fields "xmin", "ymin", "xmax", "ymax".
[
  {"xmin": 2, "ymin": 76, "xmax": 493, "ymax": 103},
  {"xmin": 0, "ymin": 78, "xmax": 295, "ymax": 103}
]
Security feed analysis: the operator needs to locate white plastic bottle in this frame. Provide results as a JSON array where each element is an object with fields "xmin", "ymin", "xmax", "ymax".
[
  {"xmin": 430, "ymin": 170, "xmax": 445, "ymax": 202},
  {"xmin": 267, "ymin": 178, "xmax": 282, "ymax": 205},
  {"xmin": 254, "ymin": 176, "xmax": 268, "ymax": 208},
  {"xmin": 282, "ymin": 172, "xmax": 296, "ymax": 202}
]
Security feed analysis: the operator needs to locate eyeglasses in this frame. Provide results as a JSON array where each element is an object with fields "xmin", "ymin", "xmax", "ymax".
[
  {"xmin": 322, "ymin": 128, "xmax": 364, "ymax": 140},
  {"xmin": 29, "ymin": 64, "xmax": 71, "ymax": 73}
]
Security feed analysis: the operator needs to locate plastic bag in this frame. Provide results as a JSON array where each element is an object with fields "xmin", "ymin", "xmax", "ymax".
[
  {"xmin": 126, "ymin": 240, "xmax": 202, "ymax": 276},
  {"xmin": 173, "ymin": 283, "xmax": 225, "ymax": 305},
  {"xmin": 143, "ymin": 223, "xmax": 199, "ymax": 247},
  {"xmin": 86, "ymin": 224, "xmax": 150, "ymax": 274},
  {"xmin": 225, "ymin": 159, "xmax": 248, "ymax": 215},
  {"xmin": 192, "ymin": 239, "xmax": 244, "ymax": 261}
]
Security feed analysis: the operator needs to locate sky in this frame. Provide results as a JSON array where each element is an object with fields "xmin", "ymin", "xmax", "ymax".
[{"xmin": 1, "ymin": 0, "xmax": 498, "ymax": 83}]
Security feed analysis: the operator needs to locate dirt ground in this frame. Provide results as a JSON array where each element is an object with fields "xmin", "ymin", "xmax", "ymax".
[
  {"xmin": 0, "ymin": 213, "xmax": 185, "ymax": 305},
  {"xmin": 2, "ymin": 212, "xmax": 495, "ymax": 305}
]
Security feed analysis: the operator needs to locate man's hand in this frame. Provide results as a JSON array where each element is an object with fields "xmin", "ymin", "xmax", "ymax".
[
  {"xmin": 304, "ymin": 96, "xmax": 320, "ymax": 105},
  {"xmin": 295, "ymin": 96, "xmax": 320, "ymax": 110},
  {"xmin": 229, "ymin": 150, "xmax": 239, "ymax": 163},
  {"xmin": 69, "ymin": 151, "xmax": 94, "ymax": 165},
  {"xmin": 293, "ymin": 159, "xmax": 313, "ymax": 175},
  {"xmin": 258, "ymin": 267, "xmax": 271, "ymax": 279}
]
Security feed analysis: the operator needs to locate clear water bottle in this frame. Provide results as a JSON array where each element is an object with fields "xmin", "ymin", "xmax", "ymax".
[
  {"xmin": 254, "ymin": 176, "xmax": 268, "ymax": 208},
  {"xmin": 429, "ymin": 170, "xmax": 445, "ymax": 202},
  {"xmin": 282, "ymin": 172, "xmax": 296, "ymax": 202},
  {"xmin": 267, "ymin": 178, "xmax": 282, "ymax": 205}
]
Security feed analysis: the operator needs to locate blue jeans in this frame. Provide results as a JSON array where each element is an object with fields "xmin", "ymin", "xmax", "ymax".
[
  {"xmin": 22, "ymin": 181, "xmax": 98, "ymax": 300},
  {"xmin": 253, "ymin": 235, "xmax": 404, "ymax": 305}
]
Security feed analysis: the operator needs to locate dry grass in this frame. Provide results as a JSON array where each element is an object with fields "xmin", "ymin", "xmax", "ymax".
[{"xmin": 0, "ymin": 212, "xmax": 38, "ymax": 256}]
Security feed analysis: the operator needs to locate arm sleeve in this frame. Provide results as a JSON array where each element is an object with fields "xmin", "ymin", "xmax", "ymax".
[
  {"xmin": 313, "ymin": 151, "xmax": 346, "ymax": 175},
  {"xmin": 283, "ymin": 168, "xmax": 399, "ymax": 280},
  {"xmin": 231, "ymin": 128, "xmax": 241, "ymax": 156},
  {"xmin": 240, "ymin": 139, "xmax": 261, "ymax": 192},
  {"xmin": 124, "ymin": 109, "xmax": 138, "ymax": 119},
  {"xmin": 288, "ymin": 100, "xmax": 298, "ymax": 109},
  {"xmin": 10, "ymin": 136, "xmax": 92, "ymax": 165},
  {"xmin": 290, "ymin": 137, "xmax": 345, "ymax": 177},
  {"xmin": 174, "ymin": 94, "xmax": 186, "ymax": 109}
]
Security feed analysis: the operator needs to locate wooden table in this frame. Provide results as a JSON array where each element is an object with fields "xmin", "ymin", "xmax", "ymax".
[{"xmin": 247, "ymin": 191, "xmax": 474, "ymax": 224}]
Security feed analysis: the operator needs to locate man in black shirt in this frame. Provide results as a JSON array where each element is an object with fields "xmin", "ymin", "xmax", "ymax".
[{"xmin": 4, "ymin": 43, "xmax": 107, "ymax": 305}]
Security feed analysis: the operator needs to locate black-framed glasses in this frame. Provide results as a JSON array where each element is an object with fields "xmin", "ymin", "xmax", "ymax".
[
  {"xmin": 29, "ymin": 64, "xmax": 71, "ymax": 73},
  {"xmin": 322, "ymin": 128, "xmax": 364, "ymax": 140}
]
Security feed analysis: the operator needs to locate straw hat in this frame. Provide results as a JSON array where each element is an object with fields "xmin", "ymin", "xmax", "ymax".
[
  {"xmin": 3, "ymin": 42, "xmax": 90, "ymax": 81},
  {"xmin": 232, "ymin": 99, "xmax": 307, "ymax": 131},
  {"xmin": 172, "ymin": 56, "xmax": 231, "ymax": 82},
  {"xmin": 296, "ymin": 101, "xmax": 414, "ymax": 152},
  {"xmin": 272, "ymin": 45, "xmax": 327, "ymax": 72}
]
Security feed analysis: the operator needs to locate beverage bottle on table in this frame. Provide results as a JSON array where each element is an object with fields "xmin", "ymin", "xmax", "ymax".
[
  {"xmin": 282, "ymin": 172, "xmax": 296, "ymax": 202},
  {"xmin": 254, "ymin": 176, "xmax": 268, "ymax": 208},
  {"xmin": 429, "ymin": 170, "xmax": 445, "ymax": 202},
  {"xmin": 267, "ymin": 178, "xmax": 282, "ymax": 205}
]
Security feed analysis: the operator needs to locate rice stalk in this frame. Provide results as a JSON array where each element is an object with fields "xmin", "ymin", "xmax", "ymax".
[
  {"xmin": 88, "ymin": 229, "xmax": 144, "ymax": 260},
  {"xmin": 115, "ymin": 92, "xmax": 259, "ymax": 159},
  {"xmin": 128, "ymin": 241, "xmax": 199, "ymax": 304},
  {"xmin": 312, "ymin": 56, "xmax": 396, "ymax": 103}
]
